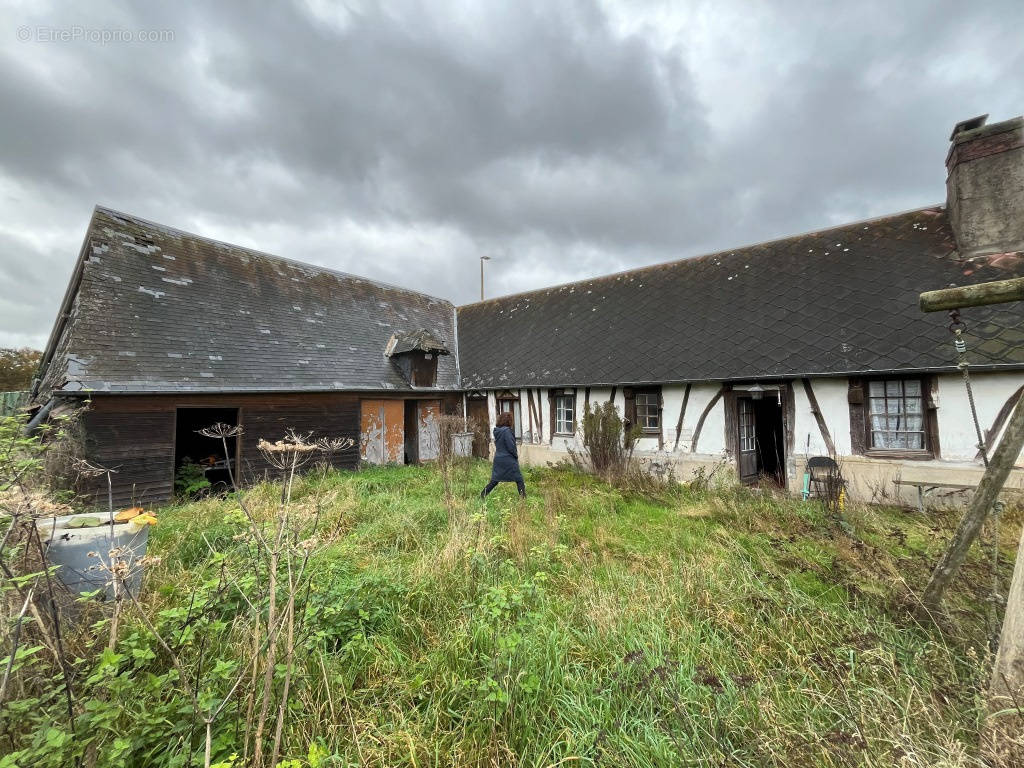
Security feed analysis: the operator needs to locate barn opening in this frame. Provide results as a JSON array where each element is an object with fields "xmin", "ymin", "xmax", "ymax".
[{"xmin": 174, "ymin": 407, "xmax": 240, "ymax": 493}]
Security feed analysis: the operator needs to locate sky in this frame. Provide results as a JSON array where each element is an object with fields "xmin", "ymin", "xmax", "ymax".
[{"xmin": 1, "ymin": 0, "xmax": 1022, "ymax": 350}]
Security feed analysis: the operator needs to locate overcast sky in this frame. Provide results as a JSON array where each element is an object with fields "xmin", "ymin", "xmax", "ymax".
[{"xmin": 1, "ymin": 0, "xmax": 1022, "ymax": 349}]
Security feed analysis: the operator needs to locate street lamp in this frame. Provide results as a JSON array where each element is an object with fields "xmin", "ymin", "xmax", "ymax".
[{"xmin": 480, "ymin": 255, "xmax": 491, "ymax": 301}]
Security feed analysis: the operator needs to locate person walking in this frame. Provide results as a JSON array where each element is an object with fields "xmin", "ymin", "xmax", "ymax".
[{"xmin": 480, "ymin": 411, "xmax": 526, "ymax": 499}]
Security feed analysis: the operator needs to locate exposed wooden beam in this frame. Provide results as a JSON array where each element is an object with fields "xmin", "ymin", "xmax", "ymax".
[
  {"xmin": 919, "ymin": 276, "xmax": 1024, "ymax": 312},
  {"xmin": 690, "ymin": 386, "xmax": 725, "ymax": 453},
  {"xmin": 672, "ymin": 383, "xmax": 692, "ymax": 452},
  {"xmin": 801, "ymin": 378, "xmax": 836, "ymax": 457}
]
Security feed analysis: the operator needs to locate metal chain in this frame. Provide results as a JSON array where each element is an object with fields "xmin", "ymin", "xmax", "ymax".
[
  {"xmin": 948, "ymin": 309, "xmax": 988, "ymax": 467},
  {"xmin": 949, "ymin": 309, "xmax": 1003, "ymax": 642}
]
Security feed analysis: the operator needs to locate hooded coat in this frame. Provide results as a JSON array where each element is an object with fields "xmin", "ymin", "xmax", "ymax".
[{"xmin": 489, "ymin": 425, "xmax": 523, "ymax": 483}]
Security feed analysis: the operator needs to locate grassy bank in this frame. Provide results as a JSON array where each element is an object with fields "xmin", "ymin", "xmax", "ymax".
[{"xmin": 5, "ymin": 461, "xmax": 1017, "ymax": 767}]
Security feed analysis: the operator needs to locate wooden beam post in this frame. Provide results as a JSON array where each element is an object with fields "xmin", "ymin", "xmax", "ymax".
[
  {"xmin": 920, "ymin": 390, "xmax": 1024, "ymax": 614},
  {"xmin": 920, "ymin": 277, "xmax": 1024, "ymax": 313},
  {"xmin": 991, "ymin": 527, "xmax": 1024, "ymax": 710},
  {"xmin": 918, "ymin": 276, "xmax": 1024, "ymax": 730}
]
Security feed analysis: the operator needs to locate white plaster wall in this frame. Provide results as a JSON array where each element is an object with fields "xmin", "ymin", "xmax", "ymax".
[
  {"xmin": 788, "ymin": 373, "xmax": 1024, "ymax": 464},
  {"xmin": 481, "ymin": 371, "xmax": 1024, "ymax": 472},
  {"xmin": 935, "ymin": 372, "xmax": 1023, "ymax": 461},
  {"xmin": 687, "ymin": 384, "xmax": 727, "ymax": 455},
  {"xmin": 487, "ymin": 383, "xmax": 731, "ymax": 458},
  {"xmin": 486, "ymin": 391, "xmax": 497, "ymax": 430},
  {"xmin": 792, "ymin": 378, "xmax": 852, "ymax": 457},
  {"xmin": 518, "ymin": 388, "xmax": 532, "ymax": 442},
  {"xmin": 659, "ymin": 385, "xmax": 687, "ymax": 450}
]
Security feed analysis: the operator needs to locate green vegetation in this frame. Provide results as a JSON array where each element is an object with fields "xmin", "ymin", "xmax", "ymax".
[
  {"xmin": 3, "ymin": 457, "xmax": 1018, "ymax": 767},
  {"xmin": 0, "ymin": 347, "xmax": 41, "ymax": 393}
]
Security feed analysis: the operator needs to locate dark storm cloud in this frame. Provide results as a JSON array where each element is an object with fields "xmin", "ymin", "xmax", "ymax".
[{"xmin": 0, "ymin": 0, "xmax": 1022, "ymax": 348}]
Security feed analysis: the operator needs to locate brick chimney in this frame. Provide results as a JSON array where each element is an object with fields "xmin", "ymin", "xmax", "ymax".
[{"xmin": 945, "ymin": 114, "xmax": 1024, "ymax": 257}]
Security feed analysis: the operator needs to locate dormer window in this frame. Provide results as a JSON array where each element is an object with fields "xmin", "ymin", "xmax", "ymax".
[
  {"xmin": 411, "ymin": 351, "xmax": 438, "ymax": 387},
  {"xmin": 384, "ymin": 329, "xmax": 449, "ymax": 388}
]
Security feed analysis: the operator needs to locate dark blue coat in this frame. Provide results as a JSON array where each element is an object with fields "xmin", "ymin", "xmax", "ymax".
[{"xmin": 489, "ymin": 426, "xmax": 523, "ymax": 483}]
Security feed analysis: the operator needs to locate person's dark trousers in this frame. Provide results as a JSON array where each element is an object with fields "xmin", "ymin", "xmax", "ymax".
[{"xmin": 481, "ymin": 479, "xmax": 526, "ymax": 498}]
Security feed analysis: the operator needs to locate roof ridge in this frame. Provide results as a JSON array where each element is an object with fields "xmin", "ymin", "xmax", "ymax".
[
  {"xmin": 93, "ymin": 205, "xmax": 454, "ymax": 307},
  {"xmin": 458, "ymin": 203, "xmax": 946, "ymax": 309}
]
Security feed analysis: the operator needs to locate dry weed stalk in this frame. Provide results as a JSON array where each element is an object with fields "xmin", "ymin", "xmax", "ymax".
[{"xmin": 60, "ymin": 423, "xmax": 354, "ymax": 768}]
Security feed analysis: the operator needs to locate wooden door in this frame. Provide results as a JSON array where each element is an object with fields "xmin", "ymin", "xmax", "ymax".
[
  {"xmin": 736, "ymin": 397, "xmax": 758, "ymax": 483},
  {"xmin": 360, "ymin": 399, "xmax": 404, "ymax": 464},
  {"xmin": 466, "ymin": 398, "xmax": 489, "ymax": 458},
  {"xmin": 417, "ymin": 400, "xmax": 442, "ymax": 461}
]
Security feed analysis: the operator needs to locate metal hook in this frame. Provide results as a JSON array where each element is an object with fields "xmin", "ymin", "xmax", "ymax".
[{"xmin": 947, "ymin": 308, "xmax": 967, "ymax": 334}]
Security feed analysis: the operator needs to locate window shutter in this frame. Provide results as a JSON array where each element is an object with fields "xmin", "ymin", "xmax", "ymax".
[
  {"xmin": 848, "ymin": 378, "xmax": 866, "ymax": 455},
  {"xmin": 548, "ymin": 390, "xmax": 555, "ymax": 444},
  {"xmin": 926, "ymin": 376, "xmax": 941, "ymax": 458}
]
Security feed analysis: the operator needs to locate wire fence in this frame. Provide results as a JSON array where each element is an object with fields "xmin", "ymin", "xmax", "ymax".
[{"xmin": 0, "ymin": 391, "xmax": 29, "ymax": 417}]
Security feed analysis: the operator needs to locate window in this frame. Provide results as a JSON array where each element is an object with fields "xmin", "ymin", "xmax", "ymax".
[
  {"xmin": 738, "ymin": 398, "xmax": 755, "ymax": 451},
  {"xmin": 497, "ymin": 396, "xmax": 523, "ymax": 440},
  {"xmin": 867, "ymin": 378, "xmax": 926, "ymax": 450},
  {"xmin": 554, "ymin": 393, "xmax": 575, "ymax": 435},
  {"xmin": 634, "ymin": 389, "xmax": 661, "ymax": 433},
  {"xmin": 410, "ymin": 352, "xmax": 438, "ymax": 387}
]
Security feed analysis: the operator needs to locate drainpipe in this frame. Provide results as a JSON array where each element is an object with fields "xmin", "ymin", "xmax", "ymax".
[{"xmin": 24, "ymin": 398, "xmax": 57, "ymax": 436}]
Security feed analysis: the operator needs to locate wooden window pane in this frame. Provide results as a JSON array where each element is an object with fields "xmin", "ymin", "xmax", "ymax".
[
  {"xmin": 867, "ymin": 378, "xmax": 926, "ymax": 450},
  {"xmin": 555, "ymin": 394, "xmax": 574, "ymax": 434},
  {"xmin": 635, "ymin": 391, "xmax": 660, "ymax": 431},
  {"xmin": 739, "ymin": 398, "xmax": 755, "ymax": 451}
]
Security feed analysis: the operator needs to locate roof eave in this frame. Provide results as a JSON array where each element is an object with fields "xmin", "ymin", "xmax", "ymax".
[{"xmin": 460, "ymin": 363, "xmax": 1024, "ymax": 389}]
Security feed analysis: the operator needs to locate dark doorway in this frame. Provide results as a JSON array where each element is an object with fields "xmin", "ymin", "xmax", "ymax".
[
  {"xmin": 735, "ymin": 395, "xmax": 785, "ymax": 486},
  {"xmin": 174, "ymin": 408, "xmax": 239, "ymax": 494},
  {"xmin": 403, "ymin": 400, "xmax": 418, "ymax": 465}
]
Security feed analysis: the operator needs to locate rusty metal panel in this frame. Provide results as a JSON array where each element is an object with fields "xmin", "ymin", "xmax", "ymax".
[
  {"xmin": 417, "ymin": 399, "xmax": 442, "ymax": 461},
  {"xmin": 360, "ymin": 399, "xmax": 405, "ymax": 464}
]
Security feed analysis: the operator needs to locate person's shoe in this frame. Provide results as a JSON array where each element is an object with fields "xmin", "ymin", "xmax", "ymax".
[{"xmin": 479, "ymin": 489, "xmax": 487, "ymax": 500}]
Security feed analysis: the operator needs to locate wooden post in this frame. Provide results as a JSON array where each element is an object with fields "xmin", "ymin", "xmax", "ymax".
[
  {"xmin": 920, "ymin": 390, "xmax": 1024, "ymax": 614},
  {"xmin": 991, "ymin": 527, "xmax": 1024, "ymax": 707},
  {"xmin": 919, "ymin": 275, "xmax": 1024, "ymax": 744},
  {"xmin": 920, "ymin": 277, "xmax": 1024, "ymax": 313}
]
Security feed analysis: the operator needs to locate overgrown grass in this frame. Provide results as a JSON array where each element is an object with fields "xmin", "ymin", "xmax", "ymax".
[{"xmin": 131, "ymin": 462, "xmax": 1017, "ymax": 767}]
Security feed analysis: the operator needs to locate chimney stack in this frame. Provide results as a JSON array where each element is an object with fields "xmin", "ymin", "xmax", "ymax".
[{"xmin": 945, "ymin": 114, "xmax": 1024, "ymax": 257}]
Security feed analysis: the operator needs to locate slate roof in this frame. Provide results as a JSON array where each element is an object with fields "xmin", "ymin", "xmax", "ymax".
[
  {"xmin": 456, "ymin": 206, "xmax": 1024, "ymax": 388},
  {"xmin": 386, "ymin": 329, "xmax": 450, "ymax": 356},
  {"xmin": 38, "ymin": 207, "xmax": 459, "ymax": 395}
]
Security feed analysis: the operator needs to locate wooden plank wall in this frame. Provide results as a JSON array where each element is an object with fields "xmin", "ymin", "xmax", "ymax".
[
  {"xmin": 79, "ymin": 406, "xmax": 175, "ymax": 507},
  {"xmin": 78, "ymin": 392, "xmax": 361, "ymax": 507}
]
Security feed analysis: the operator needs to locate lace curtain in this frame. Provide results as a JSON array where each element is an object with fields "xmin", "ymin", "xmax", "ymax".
[{"xmin": 868, "ymin": 379, "xmax": 924, "ymax": 449}]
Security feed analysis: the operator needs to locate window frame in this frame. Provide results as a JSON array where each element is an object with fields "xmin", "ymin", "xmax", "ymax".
[
  {"xmin": 628, "ymin": 386, "xmax": 663, "ymax": 436},
  {"xmin": 849, "ymin": 376, "xmax": 937, "ymax": 460},
  {"xmin": 496, "ymin": 392, "xmax": 523, "ymax": 441},
  {"xmin": 553, "ymin": 392, "xmax": 575, "ymax": 436}
]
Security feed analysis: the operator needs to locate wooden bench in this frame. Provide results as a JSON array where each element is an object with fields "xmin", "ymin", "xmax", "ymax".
[{"xmin": 893, "ymin": 479, "xmax": 977, "ymax": 513}]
